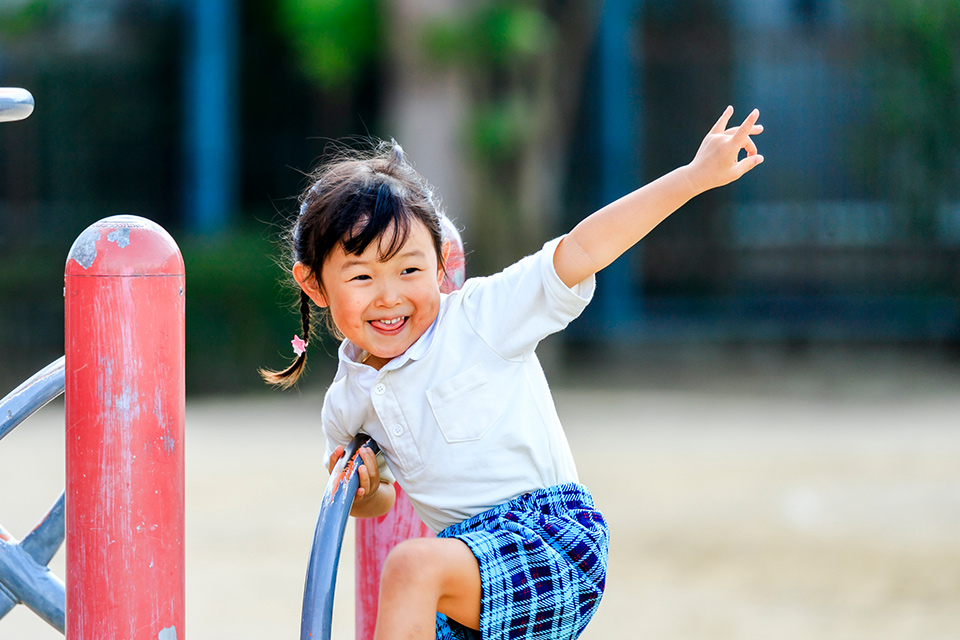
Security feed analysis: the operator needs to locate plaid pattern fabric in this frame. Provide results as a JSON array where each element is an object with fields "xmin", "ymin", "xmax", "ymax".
[{"xmin": 435, "ymin": 484, "xmax": 609, "ymax": 640}]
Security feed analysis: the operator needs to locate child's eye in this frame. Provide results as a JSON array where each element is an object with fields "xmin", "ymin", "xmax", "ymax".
[
  {"xmin": 401, "ymin": 267, "xmax": 421, "ymax": 275},
  {"xmin": 350, "ymin": 274, "xmax": 371, "ymax": 281}
]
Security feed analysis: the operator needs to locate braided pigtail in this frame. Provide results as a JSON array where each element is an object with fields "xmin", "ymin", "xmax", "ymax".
[{"xmin": 259, "ymin": 290, "xmax": 312, "ymax": 388}]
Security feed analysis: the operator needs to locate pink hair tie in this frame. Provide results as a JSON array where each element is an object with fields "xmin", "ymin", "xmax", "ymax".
[{"xmin": 291, "ymin": 335, "xmax": 308, "ymax": 357}]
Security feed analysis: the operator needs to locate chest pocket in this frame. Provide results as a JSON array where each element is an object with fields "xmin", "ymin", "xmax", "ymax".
[{"xmin": 426, "ymin": 365, "xmax": 502, "ymax": 443}]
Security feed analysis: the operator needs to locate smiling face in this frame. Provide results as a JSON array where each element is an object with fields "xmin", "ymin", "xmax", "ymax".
[{"xmin": 294, "ymin": 219, "xmax": 446, "ymax": 370}]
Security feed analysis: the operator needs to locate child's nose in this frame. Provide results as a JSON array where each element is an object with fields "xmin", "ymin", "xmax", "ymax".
[{"xmin": 374, "ymin": 282, "xmax": 402, "ymax": 306}]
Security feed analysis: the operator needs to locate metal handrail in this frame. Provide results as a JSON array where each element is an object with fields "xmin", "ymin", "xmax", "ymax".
[
  {"xmin": 300, "ymin": 434, "xmax": 379, "ymax": 640},
  {"xmin": 0, "ymin": 88, "xmax": 34, "ymax": 123},
  {"xmin": 0, "ymin": 495, "xmax": 66, "ymax": 632},
  {"xmin": 0, "ymin": 357, "xmax": 65, "ymax": 443},
  {"xmin": 0, "ymin": 357, "xmax": 67, "ymax": 633}
]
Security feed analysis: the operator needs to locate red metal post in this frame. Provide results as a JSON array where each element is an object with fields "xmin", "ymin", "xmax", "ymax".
[
  {"xmin": 355, "ymin": 217, "xmax": 465, "ymax": 638},
  {"xmin": 64, "ymin": 215, "xmax": 185, "ymax": 640},
  {"xmin": 355, "ymin": 486, "xmax": 432, "ymax": 637}
]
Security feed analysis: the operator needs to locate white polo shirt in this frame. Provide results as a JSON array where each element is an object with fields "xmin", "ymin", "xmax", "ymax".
[{"xmin": 320, "ymin": 236, "xmax": 595, "ymax": 533}]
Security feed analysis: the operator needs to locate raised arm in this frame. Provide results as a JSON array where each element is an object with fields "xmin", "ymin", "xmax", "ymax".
[{"xmin": 554, "ymin": 106, "xmax": 764, "ymax": 288}]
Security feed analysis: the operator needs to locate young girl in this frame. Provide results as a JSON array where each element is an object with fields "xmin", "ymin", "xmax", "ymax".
[{"xmin": 263, "ymin": 105, "xmax": 763, "ymax": 640}]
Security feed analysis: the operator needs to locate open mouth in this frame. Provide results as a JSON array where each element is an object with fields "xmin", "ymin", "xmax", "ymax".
[{"xmin": 370, "ymin": 316, "xmax": 408, "ymax": 333}]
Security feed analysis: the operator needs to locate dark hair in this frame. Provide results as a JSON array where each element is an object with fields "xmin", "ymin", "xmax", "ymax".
[{"xmin": 260, "ymin": 140, "xmax": 446, "ymax": 388}]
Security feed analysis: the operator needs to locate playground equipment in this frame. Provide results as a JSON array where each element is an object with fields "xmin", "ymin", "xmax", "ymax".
[
  {"xmin": 1, "ymin": 87, "xmax": 468, "ymax": 638},
  {"xmin": 1, "ymin": 92, "xmax": 188, "ymax": 637},
  {"xmin": 65, "ymin": 215, "xmax": 186, "ymax": 639},
  {"xmin": 1, "ymin": 213, "xmax": 186, "ymax": 640},
  {"xmin": 0, "ymin": 359, "xmax": 67, "ymax": 632},
  {"xmin": 301, "ymin": 434, "xmax": 379, "ymax": 638},
  {"xmin": 0, "ymin": 86, "xmax": 65, "ymax": 633},
  {"xmin": 0, "ymin": 88, "xmax": 34, "ymax": 122}
]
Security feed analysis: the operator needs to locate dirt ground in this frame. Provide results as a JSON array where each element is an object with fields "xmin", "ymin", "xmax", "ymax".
[{"xmin": 2, "ymin": 349, "xmax": 960, "ymax": 639}]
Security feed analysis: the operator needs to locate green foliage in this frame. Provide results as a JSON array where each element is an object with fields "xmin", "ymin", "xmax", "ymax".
[
  {"xmin": 467, "ymin": 97, "xmax": 533, "ymax": 161},
  {"xmin": 422, "ymin": 3, "xmax": 553, "ymax": 68},
  {"xmin": 851, "ymin": 0, "xmax": 960, "ymax": 231},
  {"xmin": 276, "ymin": 0, "xmax": 382, "ymax": 91},
  {"xmin": 180, "ymin": 229, "xmax": 326, "ymax": 394},
  {"xmin": 422, "ymin": 3, "xmax": 553, "ymax": 163},
  {"xmin": 0, "ymin": 0, "xmax": 54, "ymax": 39},
  {"xmin": 422, "ymin": 2, "xmax": 555, "ymax": 161},
  {"xmin": 866, "ymin": 0, "xmax": 959, "ymax": 149}
]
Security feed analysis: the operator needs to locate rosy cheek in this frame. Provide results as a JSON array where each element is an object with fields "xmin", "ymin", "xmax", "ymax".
[
  {"xmin": 329, "ymin": 296, "xmax": 356, "ymax": 324},
  {"xmin": 349, "ymin": 299, "xmax": 370, "ymax": 324}
]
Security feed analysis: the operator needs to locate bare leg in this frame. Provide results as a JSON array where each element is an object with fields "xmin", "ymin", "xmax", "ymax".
[{"xmin": 374, "ymin": 537, "xmax": 482, "ymax": 640}]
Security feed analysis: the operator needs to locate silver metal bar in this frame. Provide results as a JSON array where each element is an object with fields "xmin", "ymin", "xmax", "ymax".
[
  {"xmin": 0, "ymin": 529, "xmax": 66, "ymax": 633},
  {"xmin": 0, "ymin": 88, "xmax": 35, "ymax": 122},
  {"xmin": 21, "ymin": 493, "xmax": 66, "ymax": 568},
  {"xmin": 0, "ymin": 357, "xmax": 65, "ymax": 443}
]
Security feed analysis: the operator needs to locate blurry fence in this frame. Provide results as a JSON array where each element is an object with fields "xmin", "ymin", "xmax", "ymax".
[{"xmin": 570, "ymin": 6, "xmax": 960, "ymax": 344}]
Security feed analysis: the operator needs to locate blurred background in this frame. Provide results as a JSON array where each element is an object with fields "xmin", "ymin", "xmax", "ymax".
[
  {"xmin": 2, "ymin": 0, "xmax": 959, "ymax": 393},
  {"xmin": 2, "ymin": 2, "xmax": 960, "ymax": 639}
]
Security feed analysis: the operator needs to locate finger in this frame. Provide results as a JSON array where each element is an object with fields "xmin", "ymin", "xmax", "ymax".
[
  {"xmin": 359, "ymin": 447, "xmax": 380, "ymax": 483},
  {"xmin": 734, "ymin": 153, "xmax": 764, "ymax": 177},
  {"xmin": 709, "ymin": 105, "xmax": 734, "ymax": 134},
  {"xmin": 356, "ymin": 465, "xmax": 370, "ymax": 498},
  {"xmin": 734, "ymin": 108, "xmax": 761, "ymax": 145},
  {"xmin": 726, "ymin": 124, "xmax": 763, "ymax": 137},
  {"xmin": 743, "ymin": 136, "xmax": 758, "ymax": 157}
]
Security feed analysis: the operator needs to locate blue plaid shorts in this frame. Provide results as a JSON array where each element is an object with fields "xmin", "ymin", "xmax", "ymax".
[{"xmin": 435, "ymin": 483, "xmax": 608, "ymax": 640}]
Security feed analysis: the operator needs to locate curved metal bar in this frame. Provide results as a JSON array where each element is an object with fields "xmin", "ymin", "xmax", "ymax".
[
  {"xmin": 0, "ymin": 523, "xmax": 66, "ymax": 633},
  {"xmin": 0, "ymin": 357, "xmax": 65, "ymax": 443},
  {"xmin": 0, "ymin": 359, "xmax": 68, "ymax": 633},
  {"xmin": 0, "ymin": 88, "xmax": 34, "ymax": 122},
  {"xmin": 300, "ymin": 434, "xmax": 379, "ymax": 640},
  {"xmin": 21, "ymin": 493, "xmax": 66, "ymax": 568}
]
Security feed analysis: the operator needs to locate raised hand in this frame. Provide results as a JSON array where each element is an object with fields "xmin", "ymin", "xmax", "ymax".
[
  {"xmin": 555, "ymin": 105, "xmax": 767, "ymax": 288},
  {"xmin": 687, "ymin": 106, "xmax": 764, "ymax": 193}
]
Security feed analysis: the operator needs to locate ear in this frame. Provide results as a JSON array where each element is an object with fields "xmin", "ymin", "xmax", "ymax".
[
  {"xmin": 437, "ymin": 239, "xmax": 451, "ymax": 286},
  {"xmin": 293, "ymin": 262, "xmax": 328, "ymax": 308}
]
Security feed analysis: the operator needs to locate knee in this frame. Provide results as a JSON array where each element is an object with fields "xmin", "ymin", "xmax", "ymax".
[{"xmin": 381, "ymin": 538, "xmax": 442, "ymax": 588}]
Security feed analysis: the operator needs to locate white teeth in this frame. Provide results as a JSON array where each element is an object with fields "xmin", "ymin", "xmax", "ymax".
[{"xmin": 380, "ymin": 317, "xmax": 403, "ymax": 326}]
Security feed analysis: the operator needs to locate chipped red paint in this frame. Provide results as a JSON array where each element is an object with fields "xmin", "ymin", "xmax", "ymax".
[
  {"xmin": 330, "ymin": 451, "xmax": 362, "ymax": 499},
  {"xmin": 65, "ymin": 216, "xmax": 185, "ymax": 640}
]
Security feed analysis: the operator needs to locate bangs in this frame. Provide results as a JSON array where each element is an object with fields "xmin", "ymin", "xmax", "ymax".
[{"xmin": 340, "ymin": 181, "xmax": 413, "ymax": 261}]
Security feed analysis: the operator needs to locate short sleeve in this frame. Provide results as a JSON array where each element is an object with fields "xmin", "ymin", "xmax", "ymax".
[
  {"xmin": 320, "ymin": 395, "xmax": 353, "ymax": 472},
  {"xmin": 457, "ymin": 236, "xmax": 595, "ymax": 359}
]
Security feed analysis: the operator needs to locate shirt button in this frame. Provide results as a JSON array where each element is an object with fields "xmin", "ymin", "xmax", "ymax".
[
  {"xmin": 374, "ymin": 383, "xmax": 386, "ymax": 395},
  {"xmin": 392, "ymin": 424, "xmax": 404, "ymax": 436}
]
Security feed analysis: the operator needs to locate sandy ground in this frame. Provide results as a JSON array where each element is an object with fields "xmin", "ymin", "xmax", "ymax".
[{"xmin": 2, "ymin": 350, "xmax": 960, "ymax": 639}]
